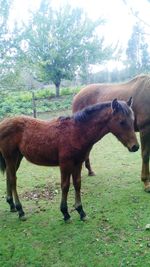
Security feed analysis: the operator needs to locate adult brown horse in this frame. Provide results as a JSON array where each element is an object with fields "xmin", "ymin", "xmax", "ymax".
[
  {"xmin": 0, "ymin": 99, "xmax": 138, "ymax": 221},
  {"xmin": 72, "ymin": 74, "xmax": 150, "ymax": 192}
]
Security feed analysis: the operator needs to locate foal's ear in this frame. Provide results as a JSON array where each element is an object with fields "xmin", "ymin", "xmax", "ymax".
[
  {"xmin": 127, "ymin": 96, "xmax": 133, "ymax": 107},
  {"xmin": 111, "ymin": 98, "xmax": 119, "ymax": 113}
]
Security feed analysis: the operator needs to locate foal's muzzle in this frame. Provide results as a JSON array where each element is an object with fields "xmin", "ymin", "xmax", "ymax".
[{"xmin": 129, "ymin": 144, "xmax": 139, "ymax": 152}]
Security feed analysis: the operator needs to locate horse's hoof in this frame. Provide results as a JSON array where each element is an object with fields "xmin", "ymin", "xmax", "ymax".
[
  {"xmin": 19, "ymin": 215, "xmax": 27, "ymax": 221},
  {"xmin": 88, "ymin": 171, "xmax": 96, "ymax": 176},
  {"xmin": 144, "ymin": 187, "xmax": 150, "ymax": 193}
]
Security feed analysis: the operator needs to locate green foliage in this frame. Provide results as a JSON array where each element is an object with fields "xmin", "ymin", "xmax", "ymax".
[
  {"xmin": 18, "ymin": 92, "xmax": 32, "ymax": 102},
  {"xmin": 1, "ymin": 131, "xmax": 150, "ymax": 266},
  {"xmin": 0, "ymin": 0, "xmax": 13, "ymax": 60},
  {"xmin": 60, "ymin": 87, "xmax": 80, "ymax": 96},
  {"xmin": 0, "ymin": 87, "xmax": 78, "ymax": 118},
  {"xmin": 126, "ymin": 22, "xmax": 150, "ymax": 76},
  {"xmin": 36, "ymin": 88, "xmax": 55, "ymax": 98},
  {"xmin": 22, "ymin": 2, "xmax": 112, "ymax": 96},
  {"xmin": 0, "ymin": 0, "xmax": 22, "ymax": 82}
]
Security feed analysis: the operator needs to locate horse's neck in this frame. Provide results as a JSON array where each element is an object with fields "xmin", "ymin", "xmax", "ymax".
[{"xmin": 77, "ymin": 109, "xmax": 111, "ymax": 146}]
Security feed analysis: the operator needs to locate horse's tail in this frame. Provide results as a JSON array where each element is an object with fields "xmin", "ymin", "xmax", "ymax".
[{"xmin": 0, "ymin": 152, "xmax": 6, "ymax": 174}]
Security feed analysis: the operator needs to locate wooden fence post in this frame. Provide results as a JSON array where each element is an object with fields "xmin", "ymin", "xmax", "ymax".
[{"xmin": 32, "ymin": 91, "xmax": 37, "ymax": 118}]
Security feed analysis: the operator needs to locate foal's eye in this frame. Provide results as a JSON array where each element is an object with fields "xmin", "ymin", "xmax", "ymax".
[{"xmin": 120, "ymin": 120, "xmax": 126, "ymax": 126}]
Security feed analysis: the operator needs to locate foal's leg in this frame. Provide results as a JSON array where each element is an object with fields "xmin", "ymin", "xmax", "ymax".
[
  {"xmin": 60, "ymin": 166, "xmax": 71, "ymax": 222},
  {"xmin": 72, "ymin": 164, "xmax": 86, "ymax": 221},
  {"xmin": 140, "ymin": 131, "xmax": 150, "ymax": 192},
  {"xmin": 6, "ymin": 159, "xmax": 26, "ymax": 220},
  {"xmin": 6, "ymin": 172, "xmax": 16, "ymax": 212},
  {"xmin": 6, "ymin": 153, "xmax": 23, "ymax": 213}
]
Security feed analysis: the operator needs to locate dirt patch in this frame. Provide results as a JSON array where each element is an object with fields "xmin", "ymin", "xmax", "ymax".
[{"xmin": 21, "ymin": 182, "xmax": 60, "ymax": 201}]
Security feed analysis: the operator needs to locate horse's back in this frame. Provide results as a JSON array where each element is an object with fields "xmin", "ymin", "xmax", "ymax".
[
  {"xmin": 72, "ymin": 75, "xmax": 150, "ymax": 118},
  {"xmin": 0, "ymin": 115, "xmax": 63, "ymax": 166},
  {"xmin": 72, "ymin": 82, "xmax": 135, "ymax": 113}
]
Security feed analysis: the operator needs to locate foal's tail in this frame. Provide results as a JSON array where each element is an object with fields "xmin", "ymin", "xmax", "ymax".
[{"xmin": 0, "ymin": 152, "xmax": 6, "ymax": 174}]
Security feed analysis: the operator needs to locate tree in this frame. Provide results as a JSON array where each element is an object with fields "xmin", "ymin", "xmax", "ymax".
[
  {"xmin": 0, "ymin": 0, "xmax": 24, "ymax": 89},
  {"xmin": 0, "ymin": 0, "xmax": 12, "ymax": 58},
  {"xmin": 140, "ymin": 42, "xmax": 150, "ymax": 73},
  {"xmin": 122, "ymin": 0, "xmax": 150, "ymax": 29},
  {"xmin": 22, "ymin": 1, "xmax": 112, "ymax": 96},
  {"xmin": 126, "ymin": 22, "xmax": 150, "ymax": 76},
  {"xmin": 0, "ymin": 0, "xmax": 13, "ymax": 77}
]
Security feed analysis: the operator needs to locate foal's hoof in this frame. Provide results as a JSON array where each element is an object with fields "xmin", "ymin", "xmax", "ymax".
[
  {"xmin": 19, "ymin": 215, "xmax": 27, "ymax": 221},
  {"xmin": 88, "ymin": 171, "xmax": 96, "ymax": 176},
  {"xmin": 144, "ymin": 186, "xmax": 150, "ymax": 193}
]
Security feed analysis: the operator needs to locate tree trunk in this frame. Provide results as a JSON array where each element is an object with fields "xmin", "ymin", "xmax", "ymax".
[{"xmin": 55, "ymin": 82, "xmax": 60, "ymax": 97}]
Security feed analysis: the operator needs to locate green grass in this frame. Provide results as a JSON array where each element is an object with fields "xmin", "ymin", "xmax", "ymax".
[{"xmin": 0, "ymin": 114, "xmax": 150, "ymax": 266}]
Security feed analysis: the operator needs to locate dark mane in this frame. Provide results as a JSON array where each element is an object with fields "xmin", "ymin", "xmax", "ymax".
[
  {"xmin": 73, "ymin": 102, "xmax": 111, "ymax": 122},
  {"xmin": 73, "ymin": 100, "xmax": 132, "ymax": 123},
  {"xmin": 58, "ymin": 115, "xmax": 71, "ymax": 121}
]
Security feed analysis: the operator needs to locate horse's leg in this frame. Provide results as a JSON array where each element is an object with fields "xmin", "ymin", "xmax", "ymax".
[
  {"xmin": 16, "ymin": 152, "xmax": 23, "ymax": 171},
  {"xmin": 60, "ymin": 166, "xmax": 71, "ymax": 222},
  {"xmin": 140, "ymin": 131, "xmax": 150, "ymax": 192},
  {"xmin": 6, "ymin": 158, "xmax": 26, "ymax": 220},
  {"xmin": 85, "ymin": 148, "xmax": 95, "ymax": 176},
  {"xmin": 6, "ymin": 152, "xmax": 23, "ymax": 213},
  {"xmin": 72, "ymin": 164, "xmax": 86, "ymax": 221},
  {"xmin": 6, "ymin": 173, "xmax": 16, "ymax": 212}
]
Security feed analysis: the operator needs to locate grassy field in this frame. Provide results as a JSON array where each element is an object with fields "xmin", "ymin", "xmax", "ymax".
[{"xmin": 0, "ymin": 112, "xmax": 150, "ymax": 267}]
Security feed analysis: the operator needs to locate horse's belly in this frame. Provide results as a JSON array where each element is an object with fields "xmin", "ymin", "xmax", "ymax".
[
  {"xmin": 26, "ymin": 155, "xmax": 59, "ymax": 166},
  {"xmin": 20, "ymin": 143, "xmax": 59, "ymax": 166}
]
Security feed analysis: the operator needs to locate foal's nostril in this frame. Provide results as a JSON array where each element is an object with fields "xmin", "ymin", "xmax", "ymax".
[{"xmin": 131, "ymin": 144, "xmax": 139, "ymax": 152}]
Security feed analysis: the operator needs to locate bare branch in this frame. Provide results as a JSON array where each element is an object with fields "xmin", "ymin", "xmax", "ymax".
[{"xmin": 122, "ymin": 0, "xmax": 150, "ymax": 29}]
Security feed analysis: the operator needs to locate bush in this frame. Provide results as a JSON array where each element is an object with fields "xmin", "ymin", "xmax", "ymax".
[
  {"xmin": 36, "ymin": 88, "xmax": 55, "ymax": 99},
  {"xmin": 19, "ymin": 93, "xmax": 32, "ymax": 102},
  {"xmin": 60, "ymin": 87, "xmax": 80, "ymax": 96}
]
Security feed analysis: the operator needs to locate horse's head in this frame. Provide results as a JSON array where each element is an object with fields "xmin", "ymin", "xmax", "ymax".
[{"xmin": 109, "ymin": 98, "xmax": 139, "ymax": 152}]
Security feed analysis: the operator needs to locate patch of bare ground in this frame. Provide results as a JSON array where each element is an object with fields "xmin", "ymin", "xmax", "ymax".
[{"xmin": 21, "ymin": 182, "xmax": 60, "ymax": 201}]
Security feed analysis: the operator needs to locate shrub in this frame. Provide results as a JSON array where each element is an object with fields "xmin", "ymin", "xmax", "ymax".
[{"xmin": 36, "ymin": 88, "xmax": 55, "ymax": 99}]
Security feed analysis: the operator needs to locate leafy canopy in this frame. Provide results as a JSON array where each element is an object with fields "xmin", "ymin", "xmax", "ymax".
[
  {"xmin": 23, "ymin": 1, "xmax": 112, "ymax": 95},
  {"xmin": 126, "ymin": 22, "xmax": 150, "ymax": 76},
  {"xmin": 0, "ymin": 0, "xmax": 14, "ymax": 78}
]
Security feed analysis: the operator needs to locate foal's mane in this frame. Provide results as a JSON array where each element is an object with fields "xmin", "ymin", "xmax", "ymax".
[
  {"xmin": 73, "ymin": 102, "xmax": 110, "ymax": 122},
  {"xmin": 73, "ymin": 101, "xmax": 131, "ymax": 123}
]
